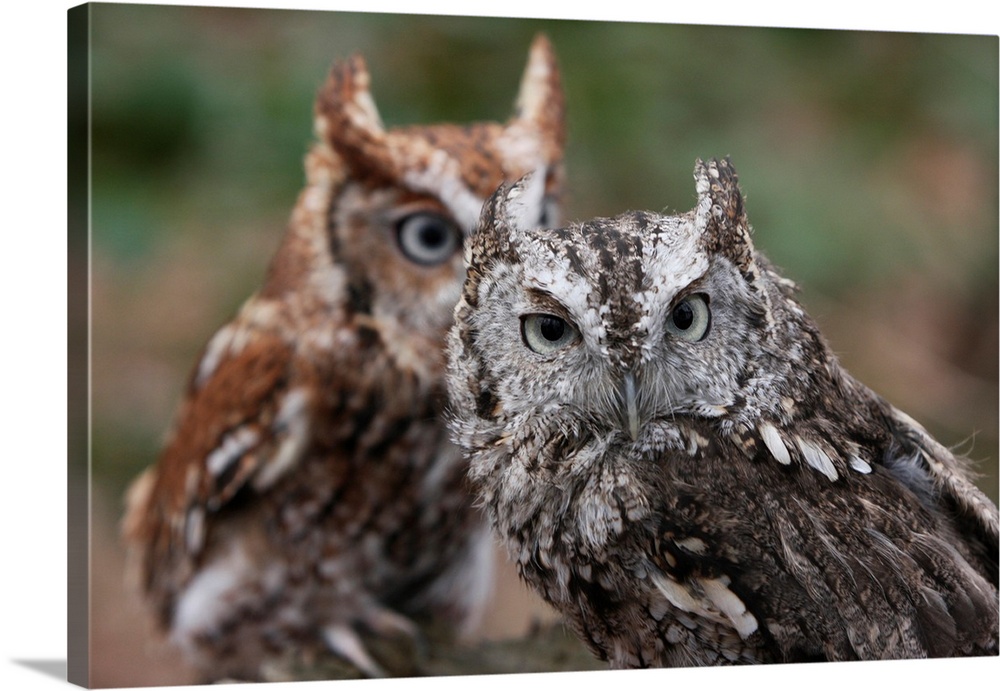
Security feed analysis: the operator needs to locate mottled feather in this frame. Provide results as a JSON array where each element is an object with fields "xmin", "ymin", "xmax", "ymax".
[{"xmin": 446, "ymin": 158, "xmax": 999, "ymax": 668}]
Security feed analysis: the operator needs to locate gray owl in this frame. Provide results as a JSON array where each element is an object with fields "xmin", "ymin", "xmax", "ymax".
[
  {"xmin": 446, "ymin": 158, "xmax": 999, "ymax": 667},
  {"xmin": 123, "ymin": 36, "xmax": 565, "ymax": 681}
]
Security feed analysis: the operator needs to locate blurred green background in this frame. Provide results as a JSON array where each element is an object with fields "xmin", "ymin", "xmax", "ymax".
[
  {"xmin": 88, "ymin": 4, "xmax": 998, "ymax": 499},
  {"xmin": 81, "ymin": 4, "xmax": 997, "ymax": 685}
]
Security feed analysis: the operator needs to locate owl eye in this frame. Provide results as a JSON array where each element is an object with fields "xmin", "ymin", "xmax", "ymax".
[
  {"xmin": 521, "ymin": 314, "xmax": 579, "ymax": 354},
  {"xmin": 666, "ymin": 294, "xmax": 710, "ymax": 342},
  {"xmin": 396, "ymin": 212, "xmax": 461, "ymax": 266}
]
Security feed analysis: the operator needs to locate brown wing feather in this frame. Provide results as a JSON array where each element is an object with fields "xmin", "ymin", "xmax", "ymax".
[
  {"xmin": 888, "ymin": 405, "xmax": 1000, "ymax": 572},
  {"xmin": 644, "ymin": 421, "xmax": 999, "ymax": 664},
  {"xmin": 123, "ymin": 323, "xmax": 304, "ymax": 616}
]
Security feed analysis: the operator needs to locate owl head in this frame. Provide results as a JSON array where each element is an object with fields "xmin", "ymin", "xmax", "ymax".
[
  {"xmin": 448, "ymin": 157, "xmax": 800, "ymax": 454},
  {"xmin": 263, "ymin": 35, "xmax": 565, "ymax": 346}
]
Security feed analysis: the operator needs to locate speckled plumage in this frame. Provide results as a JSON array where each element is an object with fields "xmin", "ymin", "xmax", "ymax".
[
  {"xmin": 446, "ymin": 158, "xmax": 999, "ymax": 667},
  {"xmin": 122, "ymin": 36, "xmax": 565, "ymax": 681}
]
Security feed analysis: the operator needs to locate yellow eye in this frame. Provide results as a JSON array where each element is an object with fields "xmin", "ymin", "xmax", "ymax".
[
  {"xmin": 666, "ymin": 294, "xmax": 710, "ymax": 342},
  {"xmin": 521, "ymin": 314, "xmax": 579, "ymax": 354}
]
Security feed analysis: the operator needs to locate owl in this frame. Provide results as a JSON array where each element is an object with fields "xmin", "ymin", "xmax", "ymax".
[
  {"xmin": 446, "ymin": 158, "xmax": 999, "ymax": 667},
  {"xmin": 122, "ymin": 36, "xmax": 565, "ymax": 681}
]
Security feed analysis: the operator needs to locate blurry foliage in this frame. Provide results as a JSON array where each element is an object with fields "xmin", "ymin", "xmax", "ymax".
[{"xmin": 84, "ymin": 5, "xmax": 997, "ymax": 500}]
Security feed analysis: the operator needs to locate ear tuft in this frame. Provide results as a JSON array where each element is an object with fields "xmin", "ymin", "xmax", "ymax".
[
  {"xmin": 511, "ymin": 34, "xmax": 566, "ymax": 159},
  {"xmin": 499, "ymin": 171, "xmax": 547, "ymax": 233},
  {"xmin": 693, "ymin": 157, "xmax": 756, "ymax": 274},
  {"xmin": 314, "ymin": 54, "xmax": 393, "ymax": 181},
  {"xmin": 464, "ymin": 172, "xmax": 544, "ymax": 303}
]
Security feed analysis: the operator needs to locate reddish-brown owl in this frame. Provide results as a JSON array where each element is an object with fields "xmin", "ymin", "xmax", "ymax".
[{"xmin": 123, "ymin": 36, "xmax": 565, "ymax": 681}]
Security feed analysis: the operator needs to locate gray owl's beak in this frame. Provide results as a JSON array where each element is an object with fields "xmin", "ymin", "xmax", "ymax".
[{"xmin": 621, "ymin": 371, "xmax": 640, "ymax": 441}]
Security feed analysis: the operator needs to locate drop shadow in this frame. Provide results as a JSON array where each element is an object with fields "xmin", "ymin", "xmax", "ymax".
[{"xmin": 11, "ymin": 659, "xmax": 67, "ymax": 682}]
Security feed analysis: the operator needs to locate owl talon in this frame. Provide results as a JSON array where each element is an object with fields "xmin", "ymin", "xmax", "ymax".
[{"xmin": 322, "ymin": 624, "xmax": 387, "ymax": 678}]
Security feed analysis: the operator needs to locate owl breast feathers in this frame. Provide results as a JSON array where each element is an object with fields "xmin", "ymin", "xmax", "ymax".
[
  {"xmin": 122, "ymin": 36, "xmax": 565, "ymax": 681},
  {"xmin": 446, "ymin": 157, "xmax": 999, "ymax": 667}
]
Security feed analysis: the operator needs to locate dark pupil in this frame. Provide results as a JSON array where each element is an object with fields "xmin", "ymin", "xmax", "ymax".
[
  {"xmin": 538, "ymin": 316, "xmax": 565, "ymax": 342},
  {"xmin": 418, "ymin": 221, "xmax": 448, "ymax": 248},
  {"xmin": 672, "ymin": 301, "xmax": 694, "ymax": 330}
]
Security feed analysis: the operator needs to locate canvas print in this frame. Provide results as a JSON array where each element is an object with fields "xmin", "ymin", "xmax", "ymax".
[{"xmin": 69, "ymin": 3, "xmax": 999, "ymax": 688}]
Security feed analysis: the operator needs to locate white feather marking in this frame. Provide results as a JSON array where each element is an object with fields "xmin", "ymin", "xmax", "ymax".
[
  {"xmin": 402, "ymin": 150, "xmax": 485, "ymax": 232},
  {"xmin": 194, "ymin": 324, "xmax": 238, "ymax": 388},
  {"xmin": 684, "ymin": 402, "xmax": 728, "ymax": 418},
  {"xmin": 651, "ymin": 573, "xmax": 703, "ymax": 614},
  {"xmin": 183, "ymin": 465, "xmax": 199, "ymax": 500},
  {"xmin": 206, "ymin": 426, "xmax": 260, "ymax": 477},
  {"xmin": 891, "ymin": 407, "xmax": 925, "ymax": 433},
  {"xmin": 796, "ymin": 437, "xmax": 839, "ymax": 481},
  {"xmin": 759, "ymin": 422, "xmax": 791, "ymax": 465},
  {"xmin": 172, "ymin": 541, "xmax": 252, "ymax": 648},
  {"xmin": 849, "ymin": 455, "xmax": 873, "ymax": 474},
  {"xmin": 650, "ymin": 573, "xmax": 750, "ymax": 638},
  {"xmin": 699, "ymin": 576, "xmax": 759, "ymax": 638},
  {"xmin": 253, "ymin": 388, "xmax": 311, "ymax": 490},
  {"xmin": 674, "ymin": 536, "xmax": 708, "ymax": 555},
  {"xmin": 185, "ymin": 506, "xmax": 206, "ymax": 554},
  {"xmin": 653, "ymin": 571, "xmax": 759, "ymax": 641},
  {"xmin": 685, "ymin": 433, "xmax": 699, "ymax": 457},
  {"xmin": 195, "ymin": 301, "xmax": 291, "ymax": 388}
]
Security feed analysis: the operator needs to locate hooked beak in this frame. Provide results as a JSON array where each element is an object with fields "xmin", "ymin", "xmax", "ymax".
[{"xmin": 621, "ymin": 370, "xmax": 640, "ymax": 441}]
